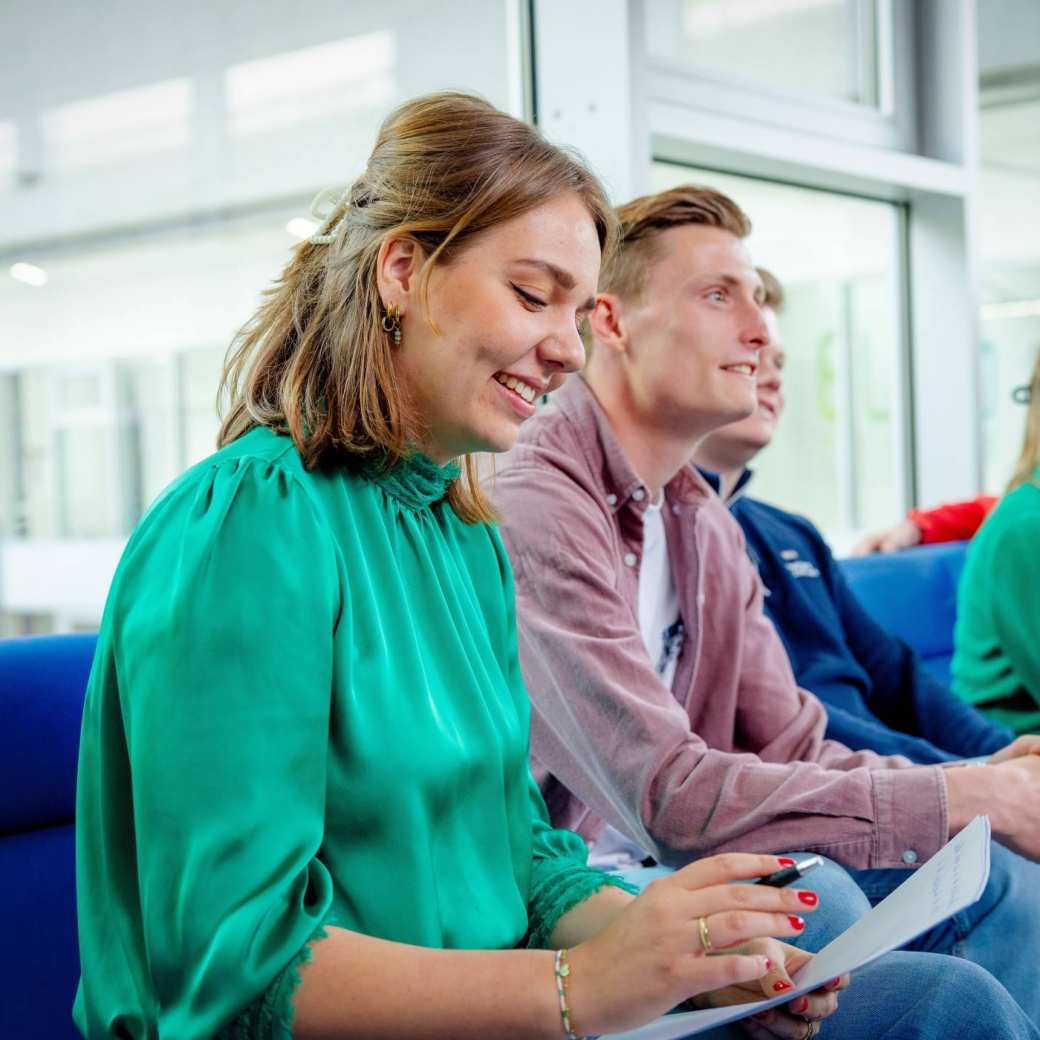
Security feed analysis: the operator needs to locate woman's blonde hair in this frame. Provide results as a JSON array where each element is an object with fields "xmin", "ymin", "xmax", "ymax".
[
  {"xmin": 218, "ymin": 91, "xmax": 617, "ymax": 523},
  {"xmin": 1007, "ymin": 348, "xmax": 1040, "ymax": 495}
]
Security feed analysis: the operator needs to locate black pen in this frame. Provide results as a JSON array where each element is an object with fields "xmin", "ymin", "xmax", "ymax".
[{"xmin": 754, "ymin": 855, "xmax": 823, "ymax": 887}]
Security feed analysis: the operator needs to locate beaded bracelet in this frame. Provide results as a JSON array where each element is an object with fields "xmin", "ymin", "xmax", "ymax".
[{"xmin": 553, "ymin": 948, "xmax": 585, "ymax": 1040}]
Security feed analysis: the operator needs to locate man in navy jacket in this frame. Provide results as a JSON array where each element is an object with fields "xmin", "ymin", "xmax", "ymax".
[{"xmin": 692, "ymin": 268, "xmax": 1013, "ymax": 764}]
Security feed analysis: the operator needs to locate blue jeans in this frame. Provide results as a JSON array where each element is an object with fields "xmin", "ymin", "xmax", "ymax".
[
  {"xmin": 700, "ymin": 954, "xmax": 1038, "ymax": 1040},
  {"xmin": 850, "ymin": 841, "xmax": 1040, "ymax": 1025},
  {"xmin": 618, "ymin": 853, "xmax": 1039, "ymax": 1039}
]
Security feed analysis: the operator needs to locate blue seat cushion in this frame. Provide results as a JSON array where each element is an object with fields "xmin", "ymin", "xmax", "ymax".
[
  {"xmin": 0, "ymin": 823, "xmax": 81, "ymax": 1039},
  {"xmin": 838, "ymin": 541, "xmax": 968, "ymax": 678},
  {"xmin": 0, "ymin": 634, "xmax": 96, "ymax": 833}
]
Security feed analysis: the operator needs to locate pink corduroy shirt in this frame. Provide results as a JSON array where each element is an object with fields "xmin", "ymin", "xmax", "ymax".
[{"xmin": 491, "ymin": 375, "xmax": 949, "ymax": 871}]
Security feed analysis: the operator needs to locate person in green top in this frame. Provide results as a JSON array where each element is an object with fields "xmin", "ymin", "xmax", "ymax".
[
  {"xmin": 72, "ymin": 93, "xmax": 843, "ymax": 1040},
  {"xmin": 954, "ymin": 349, "xmax": 1040, "ymax": 734}
]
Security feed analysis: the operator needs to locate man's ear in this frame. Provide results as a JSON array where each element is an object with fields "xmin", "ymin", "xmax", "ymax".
[
  {"xmin": 376, "ymin": 234, "xmax": 424, "ymax": 312},
  {"xmin": 588, "ymin": 293, "xmax": 629, "ymax": 355}
]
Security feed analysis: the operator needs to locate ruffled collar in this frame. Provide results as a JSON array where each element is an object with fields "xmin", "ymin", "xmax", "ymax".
[{"xmin": 365, "ymin": 451, "xmax": 461, "ymax": 511}]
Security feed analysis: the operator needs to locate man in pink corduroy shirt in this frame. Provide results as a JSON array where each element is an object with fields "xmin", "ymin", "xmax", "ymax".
[{"xmin": 490, "ymin": 184, "xmax": 1040, "ymax": 1023}]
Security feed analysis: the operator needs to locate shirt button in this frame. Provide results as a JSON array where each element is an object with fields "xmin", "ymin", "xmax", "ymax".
[
  {"xmin": 623, "ymin": 552, "xmax": 638, "ymax": 567},
  {"xmin": 605, "ymin": 493, "xmax": 618, "ymax": 506},
  {"xmin": 672, "ymin": 504, "xmax": 680, "ymax": 515},
  {"xmin": 632, "ymin": 488, "xmax": 646, "ymax": 502},
  {"xmin": 901, "ymin": 849, "xmax": 918, "ymax": 865}
]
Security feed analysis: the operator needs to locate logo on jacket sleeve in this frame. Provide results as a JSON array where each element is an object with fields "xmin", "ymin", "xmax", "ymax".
[{"xmin": 780, "ymin": 548, "xmax": 820, "ymax": 579}]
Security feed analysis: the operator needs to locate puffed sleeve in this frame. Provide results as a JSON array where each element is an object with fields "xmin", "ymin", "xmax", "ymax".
[
  {"xmin": 78, "ymin": 455, "xmax": 342, "ymax": 1039},
  {"xmin": 524, "ymin": 774, "xmax": 638, "ymax": 949}
]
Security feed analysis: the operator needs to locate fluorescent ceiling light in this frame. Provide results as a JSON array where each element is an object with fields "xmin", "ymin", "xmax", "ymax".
[
  {"xmin": 982, "ymin": 299, "xmax": 1040, "ymax": 320},
  {"xmin": 226, "ymin": 32, "xmax": 395, "ymax": 136},
  {"xmin": 286, "ymin": 217, "xmax": 319, "ymax": 240},
  {"xmin": 42, "ymin": 79, "xmax": 191, "ymax": 170},
  {"xmin": 10, "ymin": 262, "xmax": 48, "ymax": 287}
]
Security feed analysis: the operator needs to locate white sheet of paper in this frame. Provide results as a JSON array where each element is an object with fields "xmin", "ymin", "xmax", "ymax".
[{"xmin": 603, "ymin": 816, "xmax": 992, "ymax": 1040}]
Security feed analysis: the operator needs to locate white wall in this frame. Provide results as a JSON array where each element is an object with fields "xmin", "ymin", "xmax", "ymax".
[{"xmin": 0, "ymin": 539, "xmax": 123, "ymax": 622}]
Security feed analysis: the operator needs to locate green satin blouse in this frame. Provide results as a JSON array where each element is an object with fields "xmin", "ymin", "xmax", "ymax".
[{"xmin": 73, "ymin": 426, "xmax": 626, "ymax": 1039}]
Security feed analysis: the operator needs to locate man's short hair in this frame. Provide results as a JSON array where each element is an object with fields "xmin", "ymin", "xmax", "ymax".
[
  {"xmin": 756, "ymin": 266, "xmax": 785, "ymax": 313},
  {"xmin": 600, "ymin": 185, "xmax": 752, "ymax": 302}
]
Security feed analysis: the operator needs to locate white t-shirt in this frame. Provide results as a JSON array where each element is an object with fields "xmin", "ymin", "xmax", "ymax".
[
  {"xmin": 589, "ymin": 495, "xmax": 684, "ymax": 871},
  {"xmin": 638, "ymin": 497, "xmax": 683, "ymax": 690}
]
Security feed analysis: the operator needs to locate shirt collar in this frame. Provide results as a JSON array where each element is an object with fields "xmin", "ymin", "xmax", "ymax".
[
  {"xmin": 364, "ymin": 451, "xmax": 461, "ymax": 511},
  {"xmin": 696, "ymin": 465, "xmax": 755, "ymax": 506},
  {"xmin": 551, "ymin": 376, "xmax": 713, "ymax": 512}
]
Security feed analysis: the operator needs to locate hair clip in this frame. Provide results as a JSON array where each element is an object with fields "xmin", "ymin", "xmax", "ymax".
[{"xmin": 309, "ymin": 185, "xmax": 350, "ymax": 245}]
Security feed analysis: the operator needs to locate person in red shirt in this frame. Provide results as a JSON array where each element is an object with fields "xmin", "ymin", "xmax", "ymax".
[
  {"xmin": 851, "ymin": 495, "xmax": 996, "ymax": 555},
  {"xmin": 853, "ymin": 382, "xmax": 1036, "ymax": 555}
]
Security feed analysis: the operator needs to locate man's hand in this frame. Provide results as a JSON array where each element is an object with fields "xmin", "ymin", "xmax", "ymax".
[
  {"xmin": 696, "ymin": 939, "xmax": 848, "ymax": 1039},
  {"xmin": 947, "ymin": 757, "xmax": 1040, "ymax": 861},
  {"xmin": 988, "ymin": 734, "xmax": 1040, "ymax": 765}
]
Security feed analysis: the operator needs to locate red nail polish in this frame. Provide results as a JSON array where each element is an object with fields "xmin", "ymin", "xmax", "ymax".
[
  {"xmin": 777, "ymin": 857, "xmax": 796, "ymax": 867},
  {"xmin": 791, "ymin": 998, "xmax": 809, "ymax": 1014},
  {"xmin": 763, "ymin": 959, "xmax": 773, "ymax": 971},
  {"xmin": 798, "ymin": 891, "xmax": 818, "ymax": 907},
  {"xmin": 788, "ymin": 915, "xmax": 805, "ymax": 930},
  {"xmin": 827, "ymin": 977, "xmax": 843, "ymax": 990},
  {"xmin": 772, "ymin": 980, "xmax": 794, "ymax": 993}
]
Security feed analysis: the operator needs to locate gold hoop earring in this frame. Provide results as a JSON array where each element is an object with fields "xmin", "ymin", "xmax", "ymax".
[{"xmin": 381, "ymin": 302, "xmax": 402, "ymax": 346}]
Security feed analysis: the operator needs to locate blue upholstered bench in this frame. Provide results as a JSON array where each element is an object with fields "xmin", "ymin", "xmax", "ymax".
[
  {"xmin": 1, "ymin": 634, "xmax": 97, "ymax": 1040},
  {"xmin": 0, "ymin": 540, "xmax": 970, "ymax": 1036},
  {"xmin": 838, "ymin": 540, "xmax": 969, "ymax": 688}
]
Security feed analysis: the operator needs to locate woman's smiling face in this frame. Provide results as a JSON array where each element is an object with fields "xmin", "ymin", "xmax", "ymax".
[{"xmin": 383, "ymin": 192, "xmax": 602, "ymax": 463}]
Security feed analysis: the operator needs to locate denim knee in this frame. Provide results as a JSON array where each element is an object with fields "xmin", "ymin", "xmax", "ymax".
[
  {"xmin": 832, "ymin": 952, "xmax": 1038, "ymax": 1040},
  {"xmin": 969, "ymin": 842, "xmax": 1040, "ymax": 919},
  {"xmin": 776, "ymin": 852, "xmax": 870, "ymax": 953}
]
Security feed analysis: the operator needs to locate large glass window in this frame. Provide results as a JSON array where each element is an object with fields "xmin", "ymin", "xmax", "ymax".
[
  {"xmin": 0, "ymin": 1, "xmax": 519, "ymax": 635},
  {"xmin": 977, "ymin": 92, "xmax": 1040, "ymax": 494},
  {"xmin": 652, "ymin": 162, "xmax": 907, "ymax": 542},
  {"xmin": 645, "ymin": 0, "xmax": 880, "ymax": 108},
  {"xmin": 0, "ymin": 208, "xmax": 305, "ymax": 539}
]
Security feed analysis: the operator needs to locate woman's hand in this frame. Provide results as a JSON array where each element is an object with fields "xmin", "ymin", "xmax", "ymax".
[
  {"xmin": 849, "ymin": 518, "xmax": 922, "ymax": 556},
  {"xmin": 565, "ymin": 854, "xmax": 822, "ymax": 1036},
  {"xmin": 696, "ymin": 938, "xmax": 849, "ymax": 1039}
]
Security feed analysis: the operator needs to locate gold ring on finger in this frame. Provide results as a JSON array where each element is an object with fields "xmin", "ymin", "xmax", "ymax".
[
  {"xmin": 801, "ymin": 1021, "xmax": 820, "ymax": 1040},
  {"xmin": 697, "ymin": 915, "xmax": 713, "ymax": 953}
]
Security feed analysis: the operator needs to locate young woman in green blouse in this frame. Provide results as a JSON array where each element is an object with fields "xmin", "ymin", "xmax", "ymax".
[
  {"xmin": 954, "ymin": 349, "xmax": 1040, "ymax": 734},
  {"xmin": 72, "ymin": 93, "xmax": 839, "ymax": 1039}
]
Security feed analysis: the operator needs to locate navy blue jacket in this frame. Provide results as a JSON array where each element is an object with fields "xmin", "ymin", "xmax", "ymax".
[{"xmin": 710, "ymin": 471, "xmax": 1012, "ymax": 764}]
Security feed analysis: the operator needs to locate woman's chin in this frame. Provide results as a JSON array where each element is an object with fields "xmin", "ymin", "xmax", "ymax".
[{"xmin": 471, "ymin": 423, "xmax": 521, "ymax": 457}]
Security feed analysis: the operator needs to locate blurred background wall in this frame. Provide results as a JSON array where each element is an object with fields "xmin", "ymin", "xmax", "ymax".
[{"xmin": 0, "ymin": 0, "xmax": 1037, "ymax": 634}]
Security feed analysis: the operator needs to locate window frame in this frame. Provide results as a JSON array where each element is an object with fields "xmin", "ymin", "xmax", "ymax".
[{"xmin": 643, "ymin": 0, "xmax": 916, "ymax": 154}]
